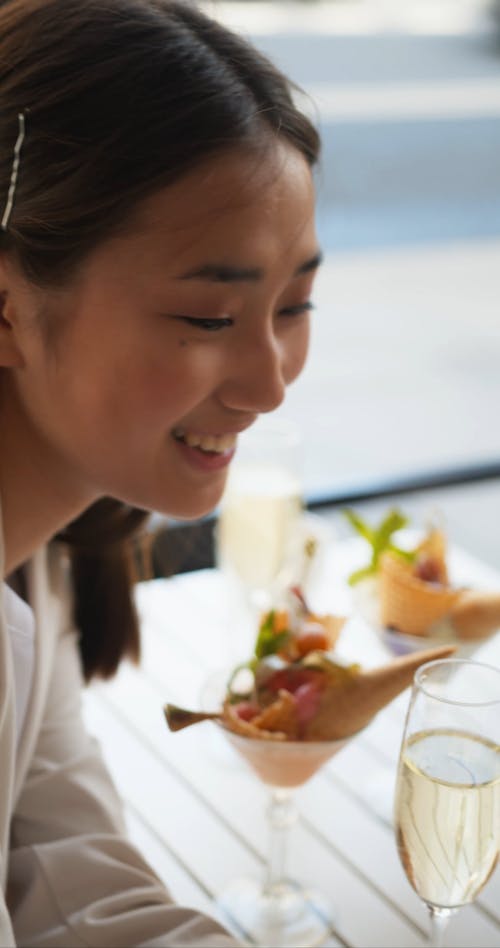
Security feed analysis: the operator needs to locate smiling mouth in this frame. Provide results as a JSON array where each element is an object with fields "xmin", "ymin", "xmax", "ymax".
[{"xmin": 173, "ymin": 428, "xmax": 237, "ymax": 455}]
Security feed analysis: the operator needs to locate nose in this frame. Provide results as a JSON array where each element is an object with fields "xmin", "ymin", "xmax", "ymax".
[{"xmin": 219, "ymin": 331, "xmax": 286, "ymax": 415}]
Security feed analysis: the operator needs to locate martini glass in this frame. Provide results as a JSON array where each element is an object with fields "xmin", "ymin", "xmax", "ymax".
[{"xmin": 215, "ymin": 722, "xmax": 353, "ymax": 948}]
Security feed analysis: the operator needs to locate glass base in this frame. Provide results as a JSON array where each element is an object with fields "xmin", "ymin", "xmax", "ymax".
[{"xmin": 218, "ymin": 876, "xmax": 334, "ymax": 948}]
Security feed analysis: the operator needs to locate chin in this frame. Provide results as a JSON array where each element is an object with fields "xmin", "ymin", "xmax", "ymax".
[
  {"xmin": 117, "ymin": 469, "xmax": 228, "ymax": 522},
  {"xmin": 150, "ymin": 484, "xmax": 226, "ymax": 522},
  {"xmin": 163, "ymin": 500, "xmax": 218, "ymax": 522}
]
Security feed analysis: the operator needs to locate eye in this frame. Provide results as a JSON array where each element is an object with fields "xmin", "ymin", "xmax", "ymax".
[
  {"xmin": 172, "ymin": 315, "xmax": 234, "ymax": 332},
  {"xmin": 279, "ymin": 301, "xmax": 315, "ymax": 317}
]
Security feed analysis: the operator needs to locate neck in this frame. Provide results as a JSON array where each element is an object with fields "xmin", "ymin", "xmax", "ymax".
[{"xmin": 0, "ymin": 383, "xmax": 97, "ymax": 575}]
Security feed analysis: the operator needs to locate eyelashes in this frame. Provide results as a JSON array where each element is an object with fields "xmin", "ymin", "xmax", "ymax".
[
  {"xmin": 170, "ymin": 301, "xmax": 314, "ymax": 333},
  {"xmin": 174, "ymin": 316, "xmax": 233, "ymax": 332},
  {"xmin": 279, "ymin": 301, "xmax": 315, "ymax": 317}
]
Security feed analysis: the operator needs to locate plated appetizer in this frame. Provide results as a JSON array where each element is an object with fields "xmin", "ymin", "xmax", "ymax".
[
  {"xmin": 165, "ymin": 586, "xmax": 455, "ymax": 744},
  {"xmin": 344, "ymin": 508, "xmax": 500, "ymax": 645}
]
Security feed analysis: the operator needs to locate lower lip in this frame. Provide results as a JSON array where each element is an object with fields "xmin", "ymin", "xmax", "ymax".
[{"xmin": 173, "ymin": 436, "xmax": 236, "ymax": 472}]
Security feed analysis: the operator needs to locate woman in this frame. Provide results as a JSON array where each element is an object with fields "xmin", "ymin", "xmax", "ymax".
[{"xmin": 0, "ymin": 0, "xmax": 321, "ymax": 943}]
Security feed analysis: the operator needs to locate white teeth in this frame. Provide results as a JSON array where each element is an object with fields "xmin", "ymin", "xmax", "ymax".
[
  {"xmin": 203, "ymin": 436, "xmax": 217, "ymax": 451},
  {"xmin": 177, "ymin": 430, "xmax": 236, "ymax": 453},
  {"xmin": 218, "ymin": 435, "xmax": 235, "ymax": 452},
  {"xmin": 184, "ymin": 432, "xmax": 202, "ymax": 448}
]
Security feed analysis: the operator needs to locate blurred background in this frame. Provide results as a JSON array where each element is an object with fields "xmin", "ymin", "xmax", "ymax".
[{"xmin": 193, "ymin": 0, "xmax": 500, "ymax": 566}]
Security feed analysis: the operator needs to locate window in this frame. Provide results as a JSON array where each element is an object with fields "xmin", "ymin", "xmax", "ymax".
[{"xmin": 209, "ymin": 0, "xmax": 500, "ymax": 499}]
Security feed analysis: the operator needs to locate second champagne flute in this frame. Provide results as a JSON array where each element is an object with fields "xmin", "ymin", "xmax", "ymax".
[{"xmin": 216, "ymin": 417, "xmax": 304, "ymax": 615}]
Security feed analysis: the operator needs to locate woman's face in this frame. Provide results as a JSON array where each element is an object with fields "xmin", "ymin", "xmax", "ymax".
[{"xmin": 5, "ymin": 142, "xmax": 319, "ymax": 519}]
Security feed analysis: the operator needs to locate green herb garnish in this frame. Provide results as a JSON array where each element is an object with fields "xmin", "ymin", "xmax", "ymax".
[
  {"xmin": 343, "ymin": 508, "xmax": 417, "ymax": 585},
  {"xmin": 254, "ymin": 610, "xmax": 291, "ymax": 659}
]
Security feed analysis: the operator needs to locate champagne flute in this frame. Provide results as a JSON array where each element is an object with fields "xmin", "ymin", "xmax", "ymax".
[
  {"xmin": 394, "ymin": 658, "xmax": 500, "ymax": 947},
  {"xmin": 216, "ymin": 418, "xmax": 304, "ymax": 652}
]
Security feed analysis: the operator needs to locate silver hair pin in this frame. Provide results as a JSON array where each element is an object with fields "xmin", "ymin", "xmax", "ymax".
[{"xmin": 1, "ymin": 112, "xmax": 26, "ymax": 232}]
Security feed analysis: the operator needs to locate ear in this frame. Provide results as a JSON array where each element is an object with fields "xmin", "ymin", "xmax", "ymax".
[{"xmin": 0, "ymin": 259, "xmax": 26, "ymax": 369}]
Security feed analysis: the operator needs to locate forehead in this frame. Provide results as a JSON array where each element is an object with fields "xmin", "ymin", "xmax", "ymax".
[{"xmin": 121, "ymin": 142, "xmax": 317, "ymax": 271}]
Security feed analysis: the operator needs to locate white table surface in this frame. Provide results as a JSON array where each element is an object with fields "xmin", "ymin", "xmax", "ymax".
[{"xmin": 82, "ymin": 535, "xmax": 500, "ymax": 948}]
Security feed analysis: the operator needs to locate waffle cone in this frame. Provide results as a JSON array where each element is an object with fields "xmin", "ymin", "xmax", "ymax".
[
  {"xmin": 222, "ymin": 702, "xmax": 286, "ymax": 741},
  {"xmin": 304, "ymin": 644, "xmax": 456, "ymax": 740},
  {"xmin": 449, "ymin": 590, "xmax": 500, "ymax": 641},
  {"xmin": 253, "ymin": 689, "xmax": 300, "ymax": 738},
  {"xmin": 379, "ymin": 552, "xmax": 462, "ymax": 637}
]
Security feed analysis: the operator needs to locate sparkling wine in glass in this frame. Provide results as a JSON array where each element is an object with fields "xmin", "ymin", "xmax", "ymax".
[
  {"xmin": 394, "ymin": 658, "xmax": 500, "ymax": 947},
  {"xmin": 216, "ymin": 418, "xmax": 304, "ymax": 641}
]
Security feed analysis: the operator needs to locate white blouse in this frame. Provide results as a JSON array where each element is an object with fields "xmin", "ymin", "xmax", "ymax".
[{"xmin": 3, "ymin": 583, "xmax": 34, "ymax": 747}]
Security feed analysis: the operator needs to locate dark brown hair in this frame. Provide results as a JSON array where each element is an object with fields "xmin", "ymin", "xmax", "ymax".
[{"xmin": 0, "ymin": 0, "xmax": 320, "ymax": 680}]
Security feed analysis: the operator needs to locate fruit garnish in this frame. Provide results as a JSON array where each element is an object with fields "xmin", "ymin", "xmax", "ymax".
[
  {"xmin": 413, "ymin": 528, "xmax": 449, "ymax": 585},
  {"xmin": 414, "ymin": 555, "xmax": 444, "ymax": 584},
  {"xmin": 263, "ymin": 664, "xmax": 324, "ymax": 696},
  {"xmin": 294, "ymin": 627, "xmax": 331, "ymax": 656},
  {"xmin": 247, "ymin": 588, "xmax": 345, "ymax": 668},
  {"xmin": 221, "ymin": 587, "xmax": 351, "ymax": 736},
  {"xmin": 233, "ymin": 701, "xmax": 260, "ymax": 722}
]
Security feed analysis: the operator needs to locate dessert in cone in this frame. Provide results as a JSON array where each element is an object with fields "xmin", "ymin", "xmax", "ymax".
[
  {"xmin": 165, "ymin": 588, "xmax": 457, "ymax": 786},
  {"xmin": 346, "ymin": 510, "xmax": 500, "ymax": 644},
  {"xmin": 379, "ymin": 550, "xmax": 462, "ymax": 638},
  {"xmin": 221, "ymin": 643, "xmax": 456, "ymax": 744},
  {"xmin": 379, "ymin": 544, "xmax": 500, "ymax": 642},
  {"xmin": 302, "ymin": 644, "xmax": 454, "ymax": 739},
  {"xmin": 214, "ymin": 589, "xmax": 457, "ymax": 748}
]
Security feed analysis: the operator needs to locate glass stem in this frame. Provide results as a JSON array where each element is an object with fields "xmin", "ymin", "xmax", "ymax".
[
  {"xmin": 428, "ymin": 906, "xmax": 456, "ymax": 948},
  {"xmin": 264, "ymin": 788, "xmax": 297, "ymax": 894}
]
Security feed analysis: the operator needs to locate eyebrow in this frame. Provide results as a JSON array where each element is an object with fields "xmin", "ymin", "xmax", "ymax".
[{"xmin": 178, "ymin": 250, "xmax": 323, "ymax": 284}]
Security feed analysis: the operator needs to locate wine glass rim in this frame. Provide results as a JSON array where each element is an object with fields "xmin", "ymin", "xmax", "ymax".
[{"xmin": 414, "ymin": 657, "xmax": 500, "ymax": 706}]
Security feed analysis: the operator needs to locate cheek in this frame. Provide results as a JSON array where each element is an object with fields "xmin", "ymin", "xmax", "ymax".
[
  {"xmin": 56, "ymin": 345, "xmax": 196, "ymax": 439},
  {"xmin": 282, "ymin": 319, "xmax": 310, "ymax": 385},
  {"xmin": 109, "ymin": 340, "xmax": 222, "ymax": 433},
  {"xmin": 109, "ymin": 358, "xmax": 198, "ymax": 427}
]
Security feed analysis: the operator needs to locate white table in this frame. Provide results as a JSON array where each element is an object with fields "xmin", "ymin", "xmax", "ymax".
[{"xmin": 83, "ymin": 537, "xmax": 500, "ymax": 948}]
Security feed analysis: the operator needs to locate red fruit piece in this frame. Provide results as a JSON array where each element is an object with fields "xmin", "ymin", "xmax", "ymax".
[
  {"xmin": 293, "ymin": 681, "xmax": 323, "ymax": 725},
  {"xmin": 234, "ymin": 702, "xmax": 260, "ymax": 722},
  {"xmin": 414, "ymin": 555, "xmax": 444, "ymax": 584},
  {"xmin": 265, "ymin": 666, "xmax": 321, "ymax": 695}
]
